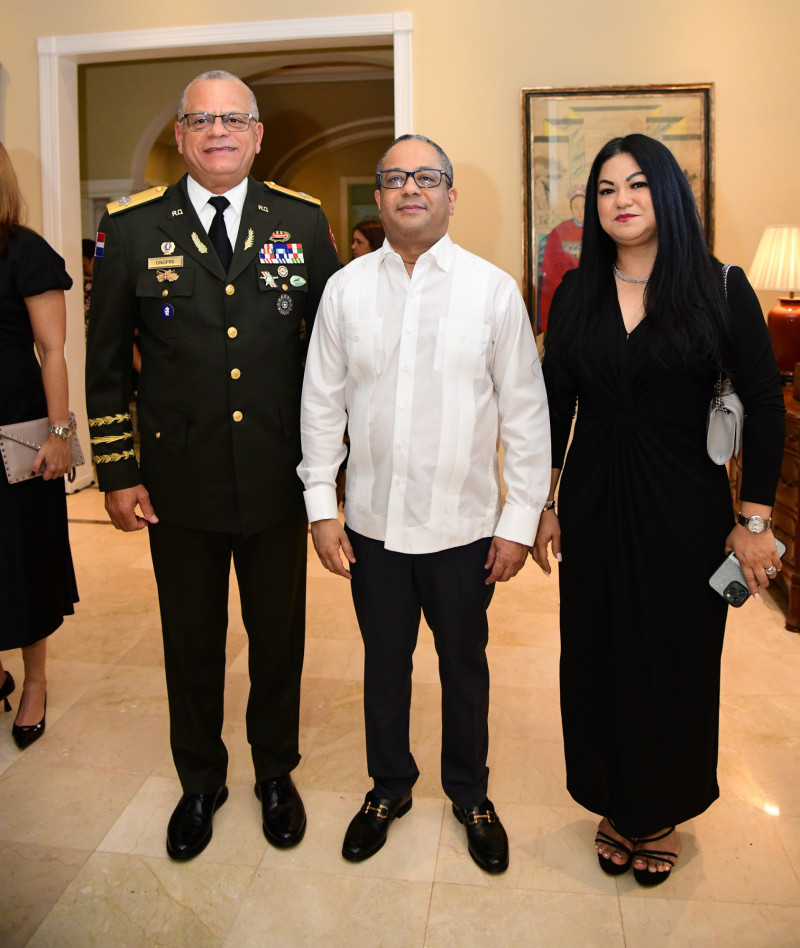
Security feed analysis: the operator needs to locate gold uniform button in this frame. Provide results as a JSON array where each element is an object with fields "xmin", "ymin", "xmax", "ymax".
[
  {"xmin": 225, "ymin": 284, "xmax": 235, "ymax": 296},
  {"xmin": 155, "ymin": 431, "xmax": 161, "ymax": 439},
  {"xmin": 227, "ymin": 327, "xmax": 238, "ymax": 338},
  {"xmin": 162, "ymin": 289, "xmax": 169, "ymax": 297},
  {"xmin": 282, "ymin": 284, "xmax": 289, "ymax": 291},
  {"xmin": 230, "ymin": 368, "xmax": 241, "ymax": 380},
  {"xmin": 232, "ymin": 410, "xmax": 243, "ymax": 422}
]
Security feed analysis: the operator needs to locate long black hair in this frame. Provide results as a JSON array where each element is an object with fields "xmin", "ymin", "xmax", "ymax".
[{"xmin": 548, "ymin": 134, "xmax": 729, "ymax": 371}]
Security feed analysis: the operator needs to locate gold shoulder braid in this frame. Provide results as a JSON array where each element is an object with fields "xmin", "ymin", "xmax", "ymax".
[
  {"xmin": 107, "ymin": 186, "xmax": 167, "ymax": 215},
  {"xmin": 264, "ymin": 181, "xmax": 321, "ymax": 206}
]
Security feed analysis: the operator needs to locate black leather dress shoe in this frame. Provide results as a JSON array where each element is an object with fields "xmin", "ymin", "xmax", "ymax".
[
  {"xmin": 342, "ymin": 789, "xmax": 413, "ymax": 862},
  {"xmin": 255, "ymin": 774, "xmax": 306, "ymax": 848},
  {"xmin": 166, "ymin": 786, "xmax": 228, "ymax": 861},
  {"xmin": 452, "ymin": 798, "xmax": 509, "ymax": 873}
]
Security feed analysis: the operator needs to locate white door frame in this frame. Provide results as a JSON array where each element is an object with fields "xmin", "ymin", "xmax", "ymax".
[{"xmin": 37, "ymin": 12, "xmax": 412, "ymax": 490}]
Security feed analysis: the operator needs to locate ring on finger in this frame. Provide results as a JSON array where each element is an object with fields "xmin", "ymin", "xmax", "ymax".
[{"xmin": 765, "ymin": 565, "xmax": 778, "ymax": 576}]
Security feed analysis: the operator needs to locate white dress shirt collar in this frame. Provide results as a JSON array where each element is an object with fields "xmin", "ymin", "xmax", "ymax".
[
  {"xmin": 380, "ymin": 232, "xmax": 455, "ymax": 273},
  {"xmin": 186, "ymin": 175, "xmax": 249, "ymax": 244}
]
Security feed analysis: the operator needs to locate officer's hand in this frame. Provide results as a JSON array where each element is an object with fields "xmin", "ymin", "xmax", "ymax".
[
  {"xmin": 105, "ymin": 485, "xmax": 159, "ymax": 532},
  {"xmin": 310, "ymin": 518, "xmax": 355, "ymax": 579}
]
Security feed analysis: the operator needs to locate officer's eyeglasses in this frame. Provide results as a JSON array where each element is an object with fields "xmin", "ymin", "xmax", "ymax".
[
  {"xmin": 376, "ymin": 169, "xmax": 452, "ymax": 190},
  {"xmin": 181, "ymin": 113, "xmax": 255, "ymax": 133}
]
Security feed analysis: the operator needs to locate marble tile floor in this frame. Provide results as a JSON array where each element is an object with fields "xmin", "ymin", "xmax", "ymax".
[{"xmin": 1, "ymin": 485, "xmax": 800, "ymax": 946}]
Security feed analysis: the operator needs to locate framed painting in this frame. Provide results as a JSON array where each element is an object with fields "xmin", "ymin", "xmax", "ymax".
[{"xmin": 522, "ymin": 83, "xmax": 714, "ymax": 332}]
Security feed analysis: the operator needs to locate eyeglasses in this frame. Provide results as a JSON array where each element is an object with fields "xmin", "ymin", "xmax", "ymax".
[
  {"xmin": 180, "ymin": 113, "xmax": 255, "ymax": 133},
  {"xmin": 376, "ymin": 169, "xmax": 452, "ymax": 190}
]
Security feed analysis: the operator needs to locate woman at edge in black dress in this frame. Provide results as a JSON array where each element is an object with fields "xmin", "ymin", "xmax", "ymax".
[
  {"xmin": 532, "ymin": 134, "xmax": 785, "ymax": 885},
  {"xmin": 0, "ymin": 142, "xmax": 78, "ymax": 748}
]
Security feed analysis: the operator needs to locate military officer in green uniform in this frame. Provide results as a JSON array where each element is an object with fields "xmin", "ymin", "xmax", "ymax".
[{"xmin": 86, "ymin": 70, "xmax": 340, "ymax": 860}]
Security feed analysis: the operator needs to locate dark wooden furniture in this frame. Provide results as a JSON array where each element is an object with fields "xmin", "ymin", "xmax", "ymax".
[{"xmin": 732, "ymin": 387, "xmax": 800, "ymax": 630}]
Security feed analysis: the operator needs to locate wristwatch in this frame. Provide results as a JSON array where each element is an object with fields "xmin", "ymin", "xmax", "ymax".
[
  {"xmin": 48, "ymin": 425, "xmax": 72, "ymax": 440},
  {"xmin": 738, "ymin": 513, "xmax": 772, "ymax": 534},
  {"xmin": 543, "ymin": 500, "xmax": 556, "ymax": 511}
]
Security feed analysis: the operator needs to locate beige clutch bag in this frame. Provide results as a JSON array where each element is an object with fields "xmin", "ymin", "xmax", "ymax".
[{"xmin": 0, "ymin": 411, "xmax": 85, "ymax": 484}]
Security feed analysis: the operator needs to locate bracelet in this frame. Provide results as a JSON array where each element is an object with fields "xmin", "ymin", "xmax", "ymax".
[{"xmin": 543, "ymin": 500, "xmax": 556, "ymax": 511}]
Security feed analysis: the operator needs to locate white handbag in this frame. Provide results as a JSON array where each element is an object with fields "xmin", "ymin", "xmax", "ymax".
[
  {"xmin": 0, "ymin": 411, "xmax": 85, "ymax": 484},
  {"xmin": 706, "ymin": 264, "xmax": 743, "ymax": 465},
  {"xmin": 707, "ymin": 373, "xmax": 744, "ymax": 465}
]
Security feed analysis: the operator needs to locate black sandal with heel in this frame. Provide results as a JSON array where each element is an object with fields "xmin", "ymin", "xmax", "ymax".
[
  {"xmin": 595, "ymin": 818, "xmax": 635, "ymax": 875},
  {"xmin": 632, "ymin": 826, "xmax": 678, "ymax": 886}
]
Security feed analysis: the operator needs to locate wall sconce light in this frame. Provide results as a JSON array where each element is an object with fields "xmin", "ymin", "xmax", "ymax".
[{"xmin": 748, "ymin": 224, "xmax": 800, "ymax": 381}]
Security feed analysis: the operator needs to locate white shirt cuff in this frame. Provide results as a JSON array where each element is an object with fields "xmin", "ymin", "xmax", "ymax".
[
  {"xmin": 304, "ymin": 485, "xmax": 340, "ymax": 523},
  {"xmin": 494, "ymin": 505, "xmax": 539, "ymax": 547}
]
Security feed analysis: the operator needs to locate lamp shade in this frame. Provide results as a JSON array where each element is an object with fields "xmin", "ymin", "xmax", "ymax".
[{"xmin": 748, "ymin": 225, "xmax": 800, "ymax": 292}]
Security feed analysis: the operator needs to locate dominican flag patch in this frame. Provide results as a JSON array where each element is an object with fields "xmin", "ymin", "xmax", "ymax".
[{"xmin": 95, "ymin": 232, "xmax": 106, "ymax": 258}]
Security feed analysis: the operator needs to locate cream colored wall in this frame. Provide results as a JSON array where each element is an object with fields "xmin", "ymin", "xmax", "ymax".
[
  {"xmin": 288, "ymin": 138, "xmax": 390, "ymax": 260},
  {"xmin": 4, "ymin": 0, "xmax": 799, "ymax": 307}
]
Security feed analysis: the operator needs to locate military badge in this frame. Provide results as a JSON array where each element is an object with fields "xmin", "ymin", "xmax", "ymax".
[
  {"xmin": 276, "ymin": 294, "xmax": 293, "ymax": 315},
  {"xmin": 260, "ymin": 271, "xmax": 277, "ymax": 288},
  {"xmin": 259, "ymin": 243, "xmax": 304, "ymax": 265},
  {"xmin": 270, "ymin": 230, "xmax": 290, "ymax": 242},
  {"xmin": 156, "ymin": 269, "xmax": 179, "ymax": 283}
]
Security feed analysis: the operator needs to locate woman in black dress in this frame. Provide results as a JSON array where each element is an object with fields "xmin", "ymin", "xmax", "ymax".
[
  {"xmin": 532, "ymin": 134, "xmax": 784, "ymax": 885},
  {"xmin": 0, "ymin": 142, "xmax": 78, "ymax": 748}
]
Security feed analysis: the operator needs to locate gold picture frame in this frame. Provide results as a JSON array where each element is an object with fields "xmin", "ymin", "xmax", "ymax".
[{"xmin": 522, "ymin": 83, "xmax": 714, "ymax": 332}]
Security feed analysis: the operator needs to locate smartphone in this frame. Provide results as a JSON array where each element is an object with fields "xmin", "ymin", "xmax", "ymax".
[{"xmin": 708, "ymin": 539, "xmax": 787, "ymax": 607}]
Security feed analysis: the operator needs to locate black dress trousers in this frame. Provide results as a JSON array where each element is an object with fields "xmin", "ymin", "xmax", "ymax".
[
  {"xmin": 346, "ymin": 527, "xmax": 495, "ymax": 809},
  {"xmin": 148, "ymin": 513, "xmax": 307, "ymax": 793}
]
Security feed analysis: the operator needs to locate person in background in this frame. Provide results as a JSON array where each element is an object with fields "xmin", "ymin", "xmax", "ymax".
[
  {"xmin": 82, "ymin": 238, "xmax": 95, "ymax": 337},
  {"xmin": 532, "ymin": 133, "xmax": 785, "ymax": 886},
  {"xmin": 350, "ymin": 217, "xmax": 384, "ymax": 259},
  {"xmin": 299, "ymin": 134, "xmax": 551, "ymax": 874},
  {"xmin": 85, "ymin": 70, "xmax": 340, "ymax": 861},
  {"xmin": 0, "ymin": 142, "xmax": 78, "ymax": 749}
]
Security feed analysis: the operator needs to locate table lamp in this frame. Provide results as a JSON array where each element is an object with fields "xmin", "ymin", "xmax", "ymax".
[{"xmin": 748, "ymin": 224, "xmax": 800, "ymax": 381}]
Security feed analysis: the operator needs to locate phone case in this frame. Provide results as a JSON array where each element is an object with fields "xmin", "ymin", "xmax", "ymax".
[{"xmin": 708, "ymin": 539, "xmax": 787, "ymax": 607}]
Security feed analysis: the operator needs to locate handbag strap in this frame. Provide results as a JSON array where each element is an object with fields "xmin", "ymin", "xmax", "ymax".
[
  {"xmin": 721, "ymin": 263, "xmax": 732, "ymax": 299},
  {"xmin": 715, "ymin": 262, "xmax": 734, "ymax": 392}
]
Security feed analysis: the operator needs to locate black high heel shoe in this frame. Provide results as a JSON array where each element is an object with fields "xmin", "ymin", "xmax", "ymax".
[
  {"xmin": 12, "ymin": 694, "xmax": 46, "ymax": 749},
  {"xmin": 0, "ymin": 671, "xmax": 15, "ymax": 712}
]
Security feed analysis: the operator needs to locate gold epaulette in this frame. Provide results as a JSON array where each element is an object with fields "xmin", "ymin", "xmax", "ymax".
[
  {"xmin": 107, "ymin": 186, "xmax": 168, "ymax": 215},
  {"xmin": 264, "ymin": 181, "xmax": 321, "ymax": 206}
]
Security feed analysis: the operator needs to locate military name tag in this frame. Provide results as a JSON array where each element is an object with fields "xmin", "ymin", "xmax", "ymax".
[{"xmin": 148, "ymin": 256, "xmax": 184, "ymax": 269}]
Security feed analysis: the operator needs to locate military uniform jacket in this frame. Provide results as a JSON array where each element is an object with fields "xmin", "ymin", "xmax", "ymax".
[{"xmin": 86, "ymin": 175, "xmax": 341, "ymax": 536}]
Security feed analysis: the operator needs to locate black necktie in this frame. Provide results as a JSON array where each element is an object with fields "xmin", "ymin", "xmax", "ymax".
[{"xmin": 208, "ymin": 195, "xmax": 233, "ymax": 271}]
